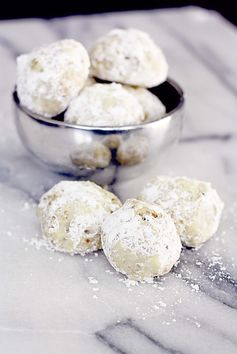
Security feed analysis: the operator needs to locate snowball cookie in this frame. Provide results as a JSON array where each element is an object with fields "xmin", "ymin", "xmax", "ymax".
[
  {"xmin": 102, "ymin": 134, "xmax": 122, "ymax": 150},
  {"xmin": 70, "ymin": 141, "xmax": 111, "ymax": 169},
  {"xmin": 101, "ymin": 199, "xmax": 181, "ymax": 281},
  {"xmin": 90, "ymin": 28, "xmax": 168, "ymax": 87},
  {"xmin": 38, "ymin": 181, "xmax": 122, "ymax": 255},
  {"xmin": 84, "ymin": 76, "xmax": 96, "ymax": 87},
  {"xmin": 124, "ymin": 86, "xmax": 166, "ymax": 122},
  {"xmin": 17, "ymin": 39, "xmax": 90, "ymax": 117},
  {"xmin": 116, "ymin": 135, "xmax": 148, "ymax": 166},
  {"xmin": 138, "ymin": 176, "xmax": 224, "ymax": 247},
  {"xmin": 65, "ymin": 83, "xmax": 145, "ymax": 126}
]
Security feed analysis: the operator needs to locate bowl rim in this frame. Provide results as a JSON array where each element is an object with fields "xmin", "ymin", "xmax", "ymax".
[{"xmin": 13, "ymin": 77, "xmax": 184, "ymax": 132}]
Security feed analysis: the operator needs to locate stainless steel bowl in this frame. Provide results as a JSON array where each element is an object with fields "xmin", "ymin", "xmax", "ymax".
[{"xmin": 13, "ymin": 78, "xmax": 184, "ymax": 185}]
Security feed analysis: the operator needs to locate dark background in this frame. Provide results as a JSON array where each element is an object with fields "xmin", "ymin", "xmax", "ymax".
[{"xmin": 0, "ymin": 1, "xmax": 236, "ymax": 26}]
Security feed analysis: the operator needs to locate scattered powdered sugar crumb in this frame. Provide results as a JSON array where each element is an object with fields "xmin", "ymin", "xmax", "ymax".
[
  {"xmin": 120, "ymin": 278, "xmax": 139, "ymax": 287},
  {"xmin": 191, "ymin": 284, "xmax": 200, "ymax": 292},
  {"xmin": 22, "ymin": 236, "xmax": 55, "ymax": 252},
  {"xmin": 88, "ymin": 277, "xmax": 98, "ymax": 284},
  {"xmin": 186, "ymin": 316, "xmax": 201, "ymax": 328},
  {"xmin": 105, "ymin": 269, "xmax": 114, "ymax": 274}
]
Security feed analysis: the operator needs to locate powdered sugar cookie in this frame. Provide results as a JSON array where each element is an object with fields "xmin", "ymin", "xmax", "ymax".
[
  {"xmin": 84, "ymin": 76, "xmax": 96, "ymax": 87},
  {"xmin": 90, "ymin": 28, "xmax": 168, "ymax": 87},
  {"xmin": 124, "ymin": 86, "xmax": 166, "ymax": 122},
  {"xmin": 70, "ymin": 141, "xmax": 111, "ymax": 169},
  {"xmin": 101, "ymin": 199, "xmax": 181, "ymax": 281},
  {"xmin": 139, "ymin": 176, "xmax": 224, "ymax": 247},
  {"xmin": 116, "ymin": 135, "xmax": 148, "ymax": 166},
  {"xmin": 17, "ymin": 39, "xmax": 90, "ymax": 117},
  {"xmin": 38, "ymin": 181, "xmax": 121, "ymax": 254},
  {"xmin": 65, "ymin": 83, "xmax": 145, "ymax": 126}
]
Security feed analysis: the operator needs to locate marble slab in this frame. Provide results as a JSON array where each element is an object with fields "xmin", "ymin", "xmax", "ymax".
[{"xmin": 0, "ymin": 6, "xmax": 237, "ymax": 354}]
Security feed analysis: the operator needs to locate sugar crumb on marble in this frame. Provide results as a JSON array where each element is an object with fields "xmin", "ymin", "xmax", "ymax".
[
  {"xmin": 191, "ymin": 284, "xmax": 200, "ymax": 292},
  {"xmin": 22, "ymin": 235, "xmax": 55, "ymax": 252},
  {"xmin": 88, "ymin": 276, "xmax": 98, "ymax": 284}
]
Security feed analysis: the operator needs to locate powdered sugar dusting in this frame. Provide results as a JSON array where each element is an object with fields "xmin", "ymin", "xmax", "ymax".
[
  {"xmin": 65, "ymin": 83, "xmax": 145, "ymax": 127},
  {"xmin": 124, "ymin": 86, "xmax": 166, "ymax": 122},
  {"xmin": 90, "ymin": 28, "xmax": 168, "ymax": 87},
  {"xmin": 102, "ymin": 198, "xmax": 181, "ymax": 281},
  {"xmin": 139, "ymin": 176, "xmax": 224, "ymax": 247},
  {"xmin": 17, "ymin": 39, "xmax": 90, "ymax": 117},
  {"xmin": 38, "ymin": 180, "xmax": 121, "ymax": 254}
]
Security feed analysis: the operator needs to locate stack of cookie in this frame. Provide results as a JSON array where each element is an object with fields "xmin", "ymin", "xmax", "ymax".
[{"xmin": 16, "ymin": 29, "xmax": 171, "ymax": 168}]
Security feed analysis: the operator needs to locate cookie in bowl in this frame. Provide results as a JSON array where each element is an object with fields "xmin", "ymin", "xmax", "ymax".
[
  {"xmin": 116, "ymin": 134, "xmax": 149, "ymax": 166},
  {"xmin": 124, "ymin": 86, "xmax": 166, "ymax": 122},
  {"xmin": 70, "ymin": 141, "xmax": 112, "ymax": 170},
  {"xmin": 13, "ymin": 31, "xmax": 184, "ymax": 179},
  {"xmin": 64, "ymin": 83, "xmax": 145, "ymax": 126},
  {"xmin": 17, "ymin": 39, "xmax": 90, "ymax": 117},
  {"xmin": 90, "ymin": 28, "xmax": 168, "ymax": 87}
]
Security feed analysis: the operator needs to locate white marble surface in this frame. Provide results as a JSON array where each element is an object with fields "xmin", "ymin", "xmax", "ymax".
[{"xmin": 1, "ymin": 6, "xmax": 237, "ymax": 354}]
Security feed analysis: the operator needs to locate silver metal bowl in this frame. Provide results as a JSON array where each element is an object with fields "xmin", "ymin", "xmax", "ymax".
[{"xmin": 13, "ymin": 78, "xmax": 184, "ymax": 185}]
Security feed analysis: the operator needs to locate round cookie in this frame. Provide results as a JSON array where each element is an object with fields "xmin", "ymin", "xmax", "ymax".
[
  {"xmin": 101, "ymin": 198, "xmax": 181, "ymax": 281},
  {"xmin": 138, "ymin": 176, "xmax": 224, "ymax": 247},
  {"xmin": 38, "ymin": 181, "xmax": 121, "ymax": 254},
  {"xmin": 124, "ymin": 86, "xmax": 166, "ymax": 122},
  {"xmin": 70, "ymin": 141, "xmax": 111, "ymax": 169},
  {"xmin": 17, "ymin": 39, "xmax": 90, "ymax": 117},
  {"xmin": 90, "ymin": 28, "xmax": 168, "ymax": 88},
  {"xmin": 102, "ymin": 134, "xmax": 122, "ymax": 150},
  {"xmin": 116, "ymin": 135, "xmax": 148, "ymax": 166},
  {"xmin": 65, "ymin": 83, "xmax": 145, "ymax": 126},
  {"xmin": 84, "ymin": 76, "xmax": 96, "ymax": 87}
]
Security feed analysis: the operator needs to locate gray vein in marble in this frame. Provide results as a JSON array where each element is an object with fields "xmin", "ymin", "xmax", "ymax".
[
  {"xmin": 174, "ymin": 249, "xmax": 237, "ymax": 309},
  {"xmin": 0, "ymin": 36, "xmax": 20, "ymax": 57},
  {"xmin": 96, "ymin": 331, "xmax": 127, "ymax": 354},
  {"xmin": 96, "ymin": 318, "xmax": 184, "ymax": 354},
  {"xmin": 45, "ymin": 18, "xmax": 66, "ymax": 40},
  {"xmin": 180, "ymin": 133, "xmax": 233, "ymax": 143},
  {"xmin": 173, "ymin": 312, "xmax": 237, "ymax": 349},
  {"xmin": 221, "ymin": 156, "xmax": 232, "ymax": 175}
]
